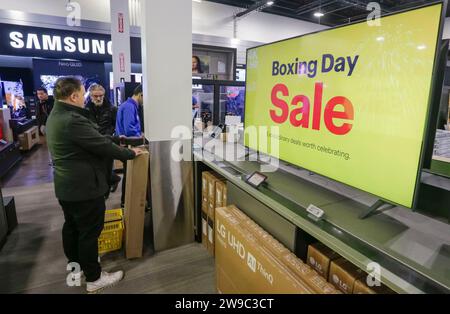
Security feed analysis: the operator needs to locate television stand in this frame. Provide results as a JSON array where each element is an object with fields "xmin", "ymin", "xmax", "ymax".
[{"xmin": 358, "ymin": 199, "xmax": 396, "ymax": 219}]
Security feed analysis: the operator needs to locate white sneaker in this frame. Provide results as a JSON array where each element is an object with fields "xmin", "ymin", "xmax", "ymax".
[{"xmin": 86, "ymin": 271, "xmax": 124, "ymax": 293}]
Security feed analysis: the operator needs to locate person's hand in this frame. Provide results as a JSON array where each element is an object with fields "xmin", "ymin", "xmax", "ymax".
[{"xmin": 131, "ymin": 147, "xmax": 144, "ymax": 157}]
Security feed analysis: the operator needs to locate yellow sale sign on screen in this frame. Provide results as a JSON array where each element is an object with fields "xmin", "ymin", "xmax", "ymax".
[{"xmin": 245, "ymin": 4, "xmax": 443, "ymax": 208}]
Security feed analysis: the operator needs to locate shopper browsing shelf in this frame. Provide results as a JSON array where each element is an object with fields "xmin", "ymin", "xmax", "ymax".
[
  {"xmin": 115, "ymin": 84, "xmax": 143, "ymax": 138},
  {"xmin": 115, "ymin": 84, "xmax": 144, "ymax": 207},
  {"xmin": 85, "ymin": 83, "xmax": 121, "ymax": 196},
  {"xmin": 46, "ymin": 77, "xmax": 144, "ymax": 293}
]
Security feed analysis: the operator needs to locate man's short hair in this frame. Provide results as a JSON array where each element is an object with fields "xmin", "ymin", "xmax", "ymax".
[
  {"xmin": 88, "ymin": 83, "xmax": 105, "ymax": 94},
  {"xmin": 36, "ymin": 87, "xmax": 48, "ymax": 94},
  {"xmin": 133, "ymin": 84, "xmax": 143, "ymax": 96},
  {"xmin": 53, "ymin": 77, "xmax": 83, "ymax": 101}
]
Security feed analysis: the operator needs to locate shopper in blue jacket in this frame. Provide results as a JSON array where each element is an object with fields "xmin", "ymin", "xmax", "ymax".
[
  {"xmin": 115, "ymin": 84, "xmax": 143, "ymax": 137},
  {"xmin": 115, "ymin": 84, "xmax": 144, "ymax": 206}
]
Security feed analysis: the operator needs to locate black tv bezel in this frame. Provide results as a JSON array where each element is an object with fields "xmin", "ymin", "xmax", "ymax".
[{"xmin": 243, "ymin": 1, "xmax": 448, "ymax": 210}]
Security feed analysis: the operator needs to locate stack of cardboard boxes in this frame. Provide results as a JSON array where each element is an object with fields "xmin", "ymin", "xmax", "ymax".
[
  {"xmin": 201, "ymin": 171, "xmax": 227, "ymax": 256},
  {"xmin": 202, "ymin": 170, "xmax": 394, "ymax": 294},
  {"xmin": 307, "ymin": 242, "xmax": 393, "ymax": 294},
  {"xmin": 215, "ymin": 205, "xmax": 340, "ymax": 294}
]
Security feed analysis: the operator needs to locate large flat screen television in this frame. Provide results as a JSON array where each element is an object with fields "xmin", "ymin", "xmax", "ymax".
[{"xmin": 244, "ymin": 2, "xmax": 445, "ymax": 209}]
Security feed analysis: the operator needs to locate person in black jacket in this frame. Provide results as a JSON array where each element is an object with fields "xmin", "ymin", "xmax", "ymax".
[
  {"xmin": 46, "ymin": 76, "xmax": 144, "ymax": 293},
  {"xmin": 36, "ymin": 87, "xmax": 54, "ymax": 135},
  {"xmin": 85, "ymin": 84, "xmax": 121, "ymax": 196},
  {"xmin": 85, "ymin": 84, "xmax": 117, "ymax": 136}
]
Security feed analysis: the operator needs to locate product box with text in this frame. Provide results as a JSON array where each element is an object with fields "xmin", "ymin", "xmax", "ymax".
[
  {"xmin": 207, "ymin": 174, "xmax": 225, "ymax": 256},
  {"xmin": 329, "ymin": 258, "xmax": 366, "ymax": 294},
  {"xmin": 307, "ymin": 242, "xmax": 341, "ymax": 279},
  {"xmin": 215, "ymin": 207, "xmax": 313, "ymax": 294},
  {"xmin": 226, "ymin": 205, "xmax": 339, "ymax": 294}
]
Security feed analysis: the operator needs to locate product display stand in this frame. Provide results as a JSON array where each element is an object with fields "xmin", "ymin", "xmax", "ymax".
[
  {"xmin": 358, "ymin": 199, "xmax": 396, "ymax": 219},
  {"xmin": 193, "ymin": 136, "xmax": 450, "ymax": 293}
]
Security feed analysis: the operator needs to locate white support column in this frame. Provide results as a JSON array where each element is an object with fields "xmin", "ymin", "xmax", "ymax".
[
  {"xmin": 110, "ymin": 0, "xmax": 131, "ymax": 85},
  {"xmin": 141, "ymin": 0, "xmax": 193, "ymax": 251},
  {"xmin": 141, "ymin": 0, "xmax": 192, "ymax": 141}
]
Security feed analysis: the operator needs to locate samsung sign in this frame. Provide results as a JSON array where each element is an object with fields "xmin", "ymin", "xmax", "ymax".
[
  {"xmin": 0, "ymin": 23, "xmax": 141, "ymax": 63},
  {"xmin": 9, "ymin": 32, "xmax": 113, "ymax": 56}
]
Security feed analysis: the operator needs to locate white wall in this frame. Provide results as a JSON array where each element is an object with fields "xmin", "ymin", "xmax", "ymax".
[{"xmin": 0, "ymin": 0, "xmax": 111, "ymax": 23}]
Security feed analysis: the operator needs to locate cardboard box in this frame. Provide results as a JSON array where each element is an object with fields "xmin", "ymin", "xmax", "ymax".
[
  {"xmin": 207, "ymin": 216, "xmax": 214, "ymax": 255},
  {"xmin": 353, "ymin": 279, "xmax": 394, "ymax": 294},
  {"xmin": 206, "ymin": 173, "xmax": 224, "ymax": 256},
  {"xmin": 282, "ymin": 253, "xmax": 340, "ymax": 294},
  {"xmin": 207, "ymin": 173, "xmax": 223, "ymax": 208},
  {"xmin": 202, "ymin": 210, "xmax": 208, "ymax": 249},
  {"xmin": 113, "ymin": 159, "xmax": 124, "ymax": 171},
  {"xmin": 227, "ymin": 205, "xmax": 290, "ymax": 260},
  {"xmin": 202, "ymin": 171, "xmax": 210, "ymax": 200},
  {"xmin": 216, "ymin": 265, "xmax": 239, "ymax": 294},
  {"xmin": 124, "ymin": 150, "xmax": 149, "ymax": 259},
  {"xmin": 329, "ymin": 258, "xmax": 366, "ymax": 294},
  {"xmin": 226, "ymin": 205, "xmax": 339, "ymax": 294},
  {"xmin": 215, "ymin": 181, "xmax": 227, "ymax": 208},
  {"xmin": 307, "ymin": 243, "xmax": 341, "ymax": 279},
  {"xmin": 201, "ymin": 172, "xmax": 211, "ymax": 250},
  {"xmin": 18, "ymin": 126, "xmax": 39, "ymax": 151},
  {"xmin": 215, "ymin": 206, "xmax": 313, "ymax": 294}
]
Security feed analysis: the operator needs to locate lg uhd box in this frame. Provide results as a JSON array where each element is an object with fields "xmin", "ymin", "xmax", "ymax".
[
  {"xmin": 329, "ymin": 258, "xmax": 365, "ymax": 294},
  {"xmin": 215, "ymin": 206, "xmax": 312, "ymax": 294},
  {"xmin": 307, "ymin": 243, "xmax": 341, "ymax": 280}
]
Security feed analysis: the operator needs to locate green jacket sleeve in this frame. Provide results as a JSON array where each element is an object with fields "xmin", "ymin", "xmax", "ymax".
[{"xmin": 69, "ymin": 113, "xmax": 136, "ymax": 161}]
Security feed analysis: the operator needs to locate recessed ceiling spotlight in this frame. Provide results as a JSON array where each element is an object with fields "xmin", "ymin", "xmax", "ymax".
[
  {"xmin": 314, "ymin": 12, "xmax": 324, "ymax": 17},
  {"xmin": 267, "ymin": 1, "xmax": 274, "ymax": 6}
]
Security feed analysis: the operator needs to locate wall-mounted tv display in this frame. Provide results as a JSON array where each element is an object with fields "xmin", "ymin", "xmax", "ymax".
[
  {"xmin": 245, "ymin": 3, "xmax": 444, "ymax": 208},
  {"xmin": 39, "ymin": 75, "xmax": 85, "ymax": 96},
  {"xmin": 1, "ymin": 80, "xmax": 24, "ymax": 109}
]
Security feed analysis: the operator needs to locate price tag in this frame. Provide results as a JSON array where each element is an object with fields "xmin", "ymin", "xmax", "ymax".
[{"xmin": 307, "ymin": 204, "xmax": 324, "ymax": 220}]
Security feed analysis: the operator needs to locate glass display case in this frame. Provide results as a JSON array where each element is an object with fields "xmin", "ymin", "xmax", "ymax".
[
  {"xmin": 219, "ymin": 85, "xmax": 245, "ymax": 126},
  {"xmin": 192, "ymin": 79, "xmax": 245, "ymax": 128}
]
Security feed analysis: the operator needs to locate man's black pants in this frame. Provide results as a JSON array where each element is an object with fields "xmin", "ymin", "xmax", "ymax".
[{"xmin": 58, "ymin": 196, "xmax": 105, "ymax": 282}]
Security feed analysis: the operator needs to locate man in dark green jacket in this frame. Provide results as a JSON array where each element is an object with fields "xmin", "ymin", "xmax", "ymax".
[{"xmin": 46, "ymin": 77, "xmax": 143, "ymax": 293}]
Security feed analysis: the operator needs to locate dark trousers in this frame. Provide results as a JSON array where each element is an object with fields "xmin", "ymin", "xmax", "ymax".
[{"xmin": 59, "ymin": 197, "xmax": 106, "ymax": 282}]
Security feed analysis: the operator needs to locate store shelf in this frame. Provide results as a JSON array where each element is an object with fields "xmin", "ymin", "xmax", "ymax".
[
  {"xmin": 193, "ymin": 138, "xmax": 450, "ymax": 294},
  {"xmin": 431, "ymin": 157, "xmax": 450, "ymax": 177}
]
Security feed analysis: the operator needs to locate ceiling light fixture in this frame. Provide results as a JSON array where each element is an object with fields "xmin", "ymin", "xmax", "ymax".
[
  {"xmin": 231, "ymin": 37, "xmax": 240, "ymax": 45},
  {"xmin": 314, "ymin": 12, "xmax": 324, "ymax": 17},
  {"xmin": 266, "ymin": 1, "xmax": 274, "ymax": 5}
]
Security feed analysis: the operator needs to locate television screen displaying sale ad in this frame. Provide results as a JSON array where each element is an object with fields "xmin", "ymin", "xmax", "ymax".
[{"xmin": 245, "ymin": 4, "xmax": 442, "ymax": 208}]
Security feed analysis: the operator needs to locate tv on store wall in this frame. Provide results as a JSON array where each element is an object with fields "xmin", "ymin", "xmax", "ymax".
[{"xmin": 244, "ymin": 2, "xmax": 445, "ymax": 209}]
